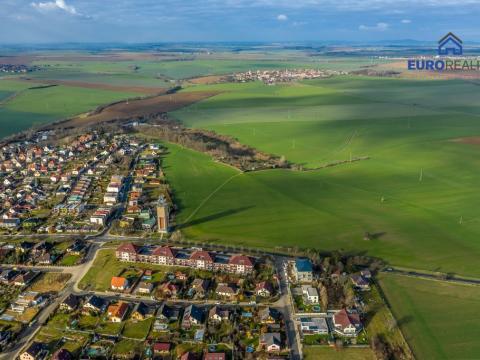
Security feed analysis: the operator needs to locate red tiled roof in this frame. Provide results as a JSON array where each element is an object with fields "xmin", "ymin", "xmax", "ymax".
[
  {"xmin": 204, "ymin": 353, "xmax": 226, "ymax": 360},
  {"xmin": 229, "ymin": 255, "xmax": 253, "ymax": 267},
  {"xmin": 116, "ymin": 242, "xmax": 138, "ymax": 254},
  {"xmin": 152, "ymin": 246, "xmax": 175, "ymax": 258},
  {"xmin": 334, "ymin": 309, "xmax": 361, "ymax": 329},
  {"xmin": 111, "ymin": 276, "xmax": 128, "ymax": 288},
  {"xmin": 190, "ymin": 250, "xmax": 214, "ymax": 262},
  {"xmin": 107, "ymin": 302, "xmax": 128, "ymax": 319},
  {"xmin": 153, "ymin": 342, "xmax": 171, "ymax": 352}
]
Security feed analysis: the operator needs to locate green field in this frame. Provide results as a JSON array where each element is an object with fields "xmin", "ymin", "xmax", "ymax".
[
  {"xmin": 161, "ymin": 77, "xmax": 480, "ymax": 277},
  {"xmin": 0, "ymin": 79, "xmax": 137, "ymax": 138},
  {"xmin": 303, "ymin": 346, "xmax": 375, "ymax": 360},
  {"xmin": 379, "ymin": 273, "xmax": 480, "ymax": 359}
]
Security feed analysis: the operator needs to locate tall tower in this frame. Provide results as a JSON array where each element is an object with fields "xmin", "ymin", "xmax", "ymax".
[{"xmin": 156, "ymin": 196, "xmax": 169, "ymax": 233}]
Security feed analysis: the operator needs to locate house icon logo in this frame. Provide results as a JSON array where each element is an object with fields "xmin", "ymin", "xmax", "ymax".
[{"xmin": 438, "ymin": 32, "xmax": 463, "ymax": 56}]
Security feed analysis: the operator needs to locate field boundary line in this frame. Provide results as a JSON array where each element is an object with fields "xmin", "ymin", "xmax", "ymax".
[{"xmin": 183, "ymin": 172, "xmax": 243, "ymax": 224}]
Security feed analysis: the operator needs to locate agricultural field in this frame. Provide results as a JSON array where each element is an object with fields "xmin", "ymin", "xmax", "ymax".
[
  {"xmin": 162, "ymin": 76, "xmax": 480, "ymax": 277},
  {"xmin": 303, "ymin": 346, "xmax": 376, "ymax": 360},
  {"xmin": 378, "ymin": 273, "xmax": 480, "ymax": 360},
  {"xmin": 0, "ymin": 78, "xmax": 138, "ymax": 138}
]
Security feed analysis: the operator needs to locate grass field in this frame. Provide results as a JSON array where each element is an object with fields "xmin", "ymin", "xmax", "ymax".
[
  {"xmin": 0, "ymin": 78, "xmax": 138, "ymax": 138},
  {"xmin": 29, "ymin": 272, "xmax": 71, "ymax": 292},
  {"xmin": 303, "ymin": 346, "xmax": 375, "ymax": 360},
  {"xmin": 378, "ymin": 273, "xmax": 480, "ymax": 360},
  {"xmin": 162, "ymin": 76, "xmax": 480, "ymax": 277},
  {"xmin": 78, "ymin": 249, "xmax": 171, "ymax": 291}
]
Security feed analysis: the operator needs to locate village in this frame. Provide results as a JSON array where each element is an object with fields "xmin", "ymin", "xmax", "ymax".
[
  {"xmin": 230, "ymin": 69, "xmax": 348, "ymax": 85},
  {"xmin": 0, "ymin": 129, "xmax": 406, "ymax": 360}
]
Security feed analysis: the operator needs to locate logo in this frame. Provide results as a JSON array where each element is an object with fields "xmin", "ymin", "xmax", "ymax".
[
  {"xmin": 438, "ymin": 32, "xmax": 463, "ymax": 56},
  {"xmin": 407, "ymin": 32, "xmax": 480, "ymax": 71}
]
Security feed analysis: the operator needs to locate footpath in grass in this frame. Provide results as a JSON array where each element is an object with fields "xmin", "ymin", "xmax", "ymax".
[{"xmin": 378, "ymin": 273, "xmax": 480, "ymax": 360}]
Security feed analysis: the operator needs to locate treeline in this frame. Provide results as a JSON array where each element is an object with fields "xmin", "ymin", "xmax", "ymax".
[{"xmin": 134, "ymin": 114, "xmax": 290, "ymax": 172}]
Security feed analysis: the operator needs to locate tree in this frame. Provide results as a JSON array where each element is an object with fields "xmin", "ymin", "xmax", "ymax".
[{"xmin": 319, "ymin": 283, "xmax": 329, "ymax": 311}]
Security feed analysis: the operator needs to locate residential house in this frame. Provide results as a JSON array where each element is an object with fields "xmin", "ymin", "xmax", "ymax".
[
  {"xmin": 204, "ymin": 353, "xmax": 226, "ymax": 360},
  {"xmin": 159, "ymin": 282, "xmax": 179, "ymax": 298},
  {"xmin": 136, "ymin": 281, "xmax": 153, "ymax": 294},
  {"xmin": 299, "ymin": 317, "xmax": 329, "ymax": 335},
  {"xmin": 83, "ymin": 295, "xmax": 106, "ymax": 314},
  {"xmin": 255, "ymin": 281, "xmax": 274, "ymax": 298},
  {"xmin": 131, "ymin": 302, "xmax": 154, "ymax": 321},
  {"xmin": 302, "ymin": 285, "xmax": 319, "ymax": 304},
  {"xmin": 215, "ymin": 283, "xmax": 238, "ymax": 299},
  {"xmin": 107, "ymin": 302, "xmax": 129, "ymax": 322},
  {"xmin": 111, "ymin": 276, "xmax": 129, "ymax": 291},
  {"xmin": 51, "ymin": 349, "xmax": 73, "ymax": 360},
  {"xmin": 13, "ymin": 271, "xmax": 38, "ymax": 286},
  {"xmin": 333, "ymin": 309, "xmax": 363, "ymax": 337},
  {"xmin": 180, "ymin": 352, "xmax": 197, "ymax": 360},
  {"xmin": 60, "ymin": 294, "xmax": 80, "ymax": 312},
  {"xmin": 293, "ymin": 258, "xmax": 313, "ymax": 283},
  {"xmin": 208, "ymin": 306, "xmax": 229, "ymax": 323},
  {"xmin": 259, "ymin": 333, "xmax": 282, "ymax": 352},
  {"xmin": 153, "ymin": 342, "xmax": 171, "ymax": 355},
  {"xmin": 182, "ymin": 304, "xmax": 204, "ymax": 329},
  {"xmin": 350, "ymin": 274, "xmax": 370, "ymax": 291},
  {"xmin": 191, "ymin": 278, "xmax": 210, "ymax": 298},
  {"xmin": 258, "ymin": 307, "xmax": 279, "ymax": 324},
  {"xmin": 20, "ymin": 341, "xmax": 46, "ymax": 360}
]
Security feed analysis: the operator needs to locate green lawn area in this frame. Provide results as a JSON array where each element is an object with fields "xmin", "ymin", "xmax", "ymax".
[
  {"xmin": 96, "ymin": 320, "xmax": 123, "ymax": 336},
  {"xmin": 303, "ymin": 346, "xmax": 375, "ymax": 360},
  {"xmin": 162, "ymin": 76, "xmax": 480, "ymax": 277},
  {"xmin": 378, "ymin": 273, "xmax": 480, "ymax": 360},
  {"xmin": 78, "ymin": 249, "xmax": 170, "ymax": 291},
  {"xmin": 122, "ymin": 318, "xmax": 154, "ymax": 339},
  {"xmin": 59, "ymin": 254, "xmax": 81, "ymax": 266},
  {"xmin": 113, "ymin": 338, "xmax": 143, "ymax": 357}
]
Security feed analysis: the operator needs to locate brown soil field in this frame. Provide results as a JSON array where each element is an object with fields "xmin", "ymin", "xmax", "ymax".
[
  {"xmin": 187, "ymin": 75, "xmax": 226, "ymax": 85},
  {"xmin": 18, "ymin": 77, "xmax": 166, "ymax": 94},
  {"xmin": 452, "ymin": 136, "xmax": 480, "ymax": 145},
  {"xmin": 57, "ymin": 90, "xmax": 219, "ymax": 128}
]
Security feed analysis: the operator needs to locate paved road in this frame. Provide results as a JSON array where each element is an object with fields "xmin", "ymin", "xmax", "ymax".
[{"xmin": 274, "ymin": 257, "xmax": 302, "ymax": 360}]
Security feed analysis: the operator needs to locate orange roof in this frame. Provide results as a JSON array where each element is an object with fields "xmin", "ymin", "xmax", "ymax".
[
  {"xmin": 111, "ymin": 276, "xmax": 128, "ymax": 288},
  {"xmin": 108, "ymin": 302, "xmax": 128, "ymax": 318}
]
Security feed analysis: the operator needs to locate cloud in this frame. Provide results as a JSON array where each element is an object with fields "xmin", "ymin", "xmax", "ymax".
[
  {"xmin": 277, "ymin": 14, "xmax": 288, "ymax": 21},
  {"xmin": 31, "ymin": 0, "xmax": 77, "ymax": 15},
  {"xmin": 401, "ymin": 19, "xmax": 411, "ymax": 23},
  {"xmin": 359, "ymin": 22, "xmax": 389, "ymax": 31}
]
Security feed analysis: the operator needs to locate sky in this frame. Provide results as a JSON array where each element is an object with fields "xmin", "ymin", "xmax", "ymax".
[{"xmin": 1, "ymin": 0, "xmax": 480, "ymax": 43}]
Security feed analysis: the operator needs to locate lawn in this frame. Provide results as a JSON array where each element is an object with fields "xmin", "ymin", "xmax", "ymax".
[
  {"xmin": 29, "ymin": 272, "xmax": 71, "ymax": 292},
  {"xmin": 113, "ymin": 338, "xmax": 143, "ymax": 357},
  {"xmin": 122, "ymin": 318, "xmax": 154, "ymax": 339},
  {"xmin": 78, "ymin": 249, "xmax": 171, "ymax": 291},
  {"xmin": 378, "ymin": 273, "xmax": 480, "ymax": 360},
  {"xmin": 97, "ymin": 320, "xmax": 123, "ymax": 336},
  {"xmin": 161, "ymin": 76, "xmax": 480, "ymax": 277},
  {"xmin": 303, "ymin": 346, "xmax": 375, "ymax": 360},
  {"xmin": 59, "ymin": 254, "xmax": 81, "ymax": 266}
]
